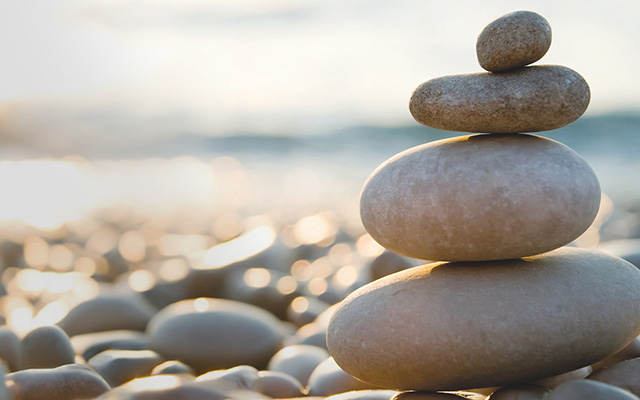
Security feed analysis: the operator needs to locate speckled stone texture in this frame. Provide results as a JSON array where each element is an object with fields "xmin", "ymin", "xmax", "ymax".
[
  {"xmin": 360, "ymin": 133, "xmax": 600, "ymax": 261},
  {"xmin": 327, "ymin": 247, "xmax": 640, "ymax": 391},
  {"xmin": 409, "ymin": 65, "xmax": 589, "ymax": 133},
  {"xmin": 476, "ymin": 11, "xmax": 552, "ymax": 72}
]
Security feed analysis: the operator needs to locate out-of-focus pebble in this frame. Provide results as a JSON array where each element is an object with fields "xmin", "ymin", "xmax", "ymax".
[
  {"xmin": 151, "ymin": 360, "xmax": 195, "ymax": 376},
  {"xmin": 587, "ymin": 357, "xmax": 640, "ymax": 396},
  {"xmin": 6, "ymin": 364, "xmax": 110, "ymax": 400},
  {"xmin": 267, "ymin": 344, "xmax": 328, "ymax": 386},
  {"xmin": 20, "ymin": 325, "xmax": 75, "ymax": 370},
  {"xmin": 307, "ymin": 357, "xmax": 379, "ymax": 397},
  {"xmin": 70, "ymin": 330, "xmax": 150, "ymax": 362},
  {"xmin": 147, "ymin": 298, "xmax": 285, "ymax": 373},
  {"xmin": 258, "ymin": 370, "xmax": 306, "ymax": 398},
  {"xmin": 58, "ymin": 294, "xmax": 156, "ymax": 337},
  {"xmin": 545, "ymin": 379, "xmax": 639, "ymax": 399},
  {"xmin": 88, "ymin": 349, "xmax": 164, "ymax": 387}
]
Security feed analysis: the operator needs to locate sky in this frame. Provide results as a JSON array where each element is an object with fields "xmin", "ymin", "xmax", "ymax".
[{"xmin": 1, "ymin": 0, "xmax": 640, "ymax": 138}]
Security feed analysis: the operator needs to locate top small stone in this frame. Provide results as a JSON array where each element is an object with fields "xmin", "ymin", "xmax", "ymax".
[{"xmin": 477, "ymin": 11, "xmax": 552, "ymax": 72}]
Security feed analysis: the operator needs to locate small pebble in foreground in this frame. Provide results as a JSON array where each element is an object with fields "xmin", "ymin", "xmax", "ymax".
[{"xmin": 476, "ymin": 10, "xmax": 552, "ymax": 72}]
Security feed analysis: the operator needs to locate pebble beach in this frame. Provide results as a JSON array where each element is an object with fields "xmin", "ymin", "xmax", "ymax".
[{"xmin": 1, "ymin": 8, "xmax": 640, "ymax": 400}]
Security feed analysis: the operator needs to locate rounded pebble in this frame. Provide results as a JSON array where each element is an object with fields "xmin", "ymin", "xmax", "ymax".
[
  {"xmin": 327, "ymin": 247, "xmax": 640, "ymax": 391},
  {"xmin": 587, "ymin": 357, "xmax": 640, "ymax": 396},
  {"xmin": 325, "ymin": 390, "xmax": 400, "ymax": 400},
  {"xmin": 308, "ymin": 357, "xmax": 379, "ymax": 397},
  {"xmin": 267, "ymin": 344, "xmax": 329, "ymax": 386},
  {"xmin": 147, "ymin": 298, "xmax": 285, "ymax": 373},
  {"xmin": 57, "ymin": 294, "xmax": 156, "ymax": 337},
  {"xmin": 88, "ymin": 349, "xmax": 164, "ymax": 387},
  {"xmin": 546, "ymin": 379, "xmax": 640, "ymax": 400},
  {"xmin": 476, "ymin": 11, "xmax": 552, "ymax": 72},
  {"xmin": 409, "ymin": 65, "xmax": 590, "ymax": 133},
  {"xmin": 20, "ymin": 325, "xmax": 75, "ymax": 370},
  {"xmin": 6, "ymin": 364, "xmax": 111, "ymax": 400},
  {"xmin": 151, "ymin": 360, "xmax": 195, "ymax": 376},
  {"xmin": 361, "ymin": 134, "xmax": 600, "ymax": 261},
  {"xmin": 70, "ymin": 330, "xmax": 150, "ymax": 362},
  {"xmin": 258, "ymin": 370, "xmax": 306, "ymax": 398}
]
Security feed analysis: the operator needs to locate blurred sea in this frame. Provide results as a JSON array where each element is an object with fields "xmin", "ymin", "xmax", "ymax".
[{"xmin": 0, "ymin": 113, "xmax": 637, "ymax": 232}]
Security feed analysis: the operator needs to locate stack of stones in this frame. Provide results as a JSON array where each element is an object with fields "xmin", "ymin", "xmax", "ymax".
[{"xmin": 327, "ymin": 10, "xmax": 640, "ymax": 394}]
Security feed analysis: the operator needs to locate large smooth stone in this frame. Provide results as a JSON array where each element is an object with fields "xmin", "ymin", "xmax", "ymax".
[
  {"xmin": 147, "ymin": 298, "xmax": 285, "ymax": 373},
  {"xmin": 409, "ymin": 65, "xmax": 589, "ymax": 133},
  {"xmin": 361, "ymin": 134, "xmax": 600, "ymax": 261},
  {"xmin": 476, "ymin": 11, "xmax": 552, "ymax": 72},
  {"xmin": 327, "ymin": 248, "xmax": 640, "ymax": 391}
]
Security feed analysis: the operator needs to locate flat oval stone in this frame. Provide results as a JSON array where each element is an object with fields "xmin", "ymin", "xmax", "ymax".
[
  {"xmin": 361, "ymin": 134, "xmax": 600, "ymax": 261},
  {"xmin": 327, "ymin": 248, "xmax": 640, "ymax": 391},
  {"xmin": 409, "ymin": 65, "xmax": 590, "ymax": 133},
  {"xmin": 477, "ymin": 11, "xmax": 552, "ymax": 72},
  {"xmin": 147, "ymin": 298, "xmax": 286, "ymax": 373}
]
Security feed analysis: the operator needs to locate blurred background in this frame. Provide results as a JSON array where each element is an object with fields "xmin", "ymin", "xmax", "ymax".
[
  {"xmin": 1, "ymin": 0, "xmax": 639, "ymax": 231},
  {"xmin": 0, "ymin": 0, "xmax": 637, "ymax": 337}
]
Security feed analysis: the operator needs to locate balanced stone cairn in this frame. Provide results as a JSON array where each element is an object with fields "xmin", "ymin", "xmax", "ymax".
[{"xmin": 327, "ymin": 10, "xmax": 640, "ymax": 394}]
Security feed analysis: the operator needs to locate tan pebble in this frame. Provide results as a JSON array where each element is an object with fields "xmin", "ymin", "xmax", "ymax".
[
  {"xmin": 535, "ymin": 366, "xmax": 592, "ymax": 389},
  {"xmin": 6, "ymin": 364, "xmax": 110, "ymax": 400},
  {"xmin": 409, "ymin": 65, "xmax": 589, "ymax": 133},
  {"xmin": 325, "ymin": 389, "xmax": 400, "ymax": 400},
  {"xmin": 151, "ymin": 360, "xmax": 195, "ymax": 376},
  {"xmin": 70, "ymin": 330, "xmax": 149, "ymax": 362},
  {"xmin": 20, "ymin": 325, "xmax": 75, "ymax": 370},
  {"xmin": 268, "ymin": 345, "xmax": 329, "ymax": 386},
  {"xmin": 587, "ymin": 357, "xmax": 640, "ymax": 396},
  {"xmin": 486, "ymin": 383, "xmax": 549, "ymax": 399},
  {"xmin": 476, "ymin": 11, "xmax": 552, "ymax": 72},
  {"xmin": 327, "ymin": 248, "xmax": 640, "ymax": 391},
  {"xmin": 57, "ymin": 294, "xmax": 156, "ymax": 337},
  {"xmin": 88, "ymin": 349, "xmax": 164, "ymax": 387},
  {"xmin": 147, "ymin": 298, "xmax": 285, "ymax": 373},
  {"xmin": 361, "ymin": 134, "xmax": 600, "ymax": 261},
  {"xmin": 308, "ymin": 357, "xmax": 379, "ymax": 397},
  {"xmin": 592, "ymin": 337, "xmax": 640, "ymax": 370},
  {"xmin": 546, "ymin": 379, "xmax": 639, "ymax": 399},
  {"xmin": 0, "ymin": 327, "xmax": 20, "ymax": 371},
  {"xmin": 258, "ymin": 370, "xmax": 306, "ymax": 398}
]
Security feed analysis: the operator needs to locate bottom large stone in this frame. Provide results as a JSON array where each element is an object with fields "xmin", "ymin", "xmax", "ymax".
[{"xmin": 327, "ymin": 247, "xmax": 640, "ymax": 391}]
